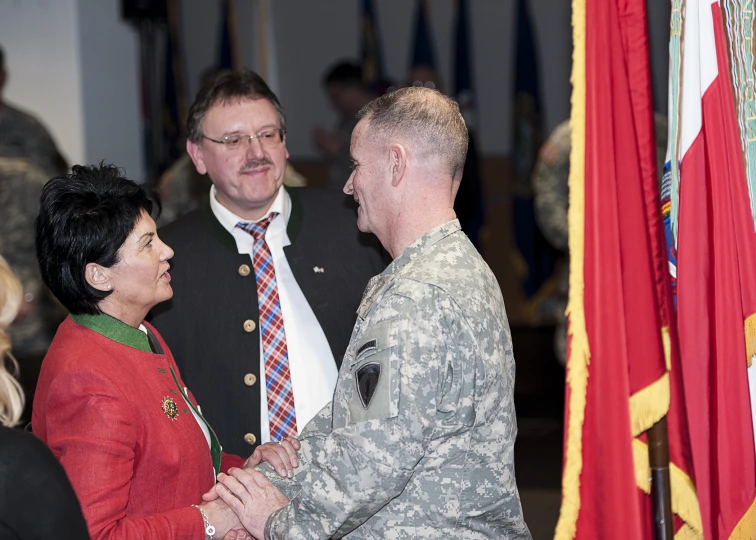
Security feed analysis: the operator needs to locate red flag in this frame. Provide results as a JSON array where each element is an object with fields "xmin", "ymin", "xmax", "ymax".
[
  {"xmin": 668, "ymin": 0, "xmax": 756, "ymax": 536},
  {"xmin": 556, "ymin": 0, "xmax": 701, "ymax": 536}
]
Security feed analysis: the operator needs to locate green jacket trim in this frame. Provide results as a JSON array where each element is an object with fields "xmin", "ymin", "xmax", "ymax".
[{"xmin": 70, "ymin": 313, "xmax": 152, "ymax": 353}]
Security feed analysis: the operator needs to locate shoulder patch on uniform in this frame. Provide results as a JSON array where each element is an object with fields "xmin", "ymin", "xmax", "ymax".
[
  {"xmin": 356, "ymin": 362, "xmax": 381, "ymax": 409},
  {"xmin": 357, "ymin": 339, "xmax": 377, "ymax": 356}
]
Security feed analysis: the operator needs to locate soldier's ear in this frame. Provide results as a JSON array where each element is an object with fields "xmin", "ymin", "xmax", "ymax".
[
  {"xmin": 186, "ymin": 139, "xmax": 207, "ymax": 175},
  {"xmin": 389, "ymin": 143, "xmax": 407, "ymax": 188}
]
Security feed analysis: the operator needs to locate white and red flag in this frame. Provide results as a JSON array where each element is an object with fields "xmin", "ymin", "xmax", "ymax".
[{"xmin": 662, "ymin": 0, "xmax": 756, "ymax": 536}]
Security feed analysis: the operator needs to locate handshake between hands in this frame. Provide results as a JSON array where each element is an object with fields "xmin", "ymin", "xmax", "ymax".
[{"xmin": 198, "ymin": 437, "xmax": 302, "ymax": 540}]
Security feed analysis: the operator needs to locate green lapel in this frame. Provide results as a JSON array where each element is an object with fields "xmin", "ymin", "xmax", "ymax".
[{"xmin": 70, "ymin": 313, "xmax": 151, "ymax": 353}]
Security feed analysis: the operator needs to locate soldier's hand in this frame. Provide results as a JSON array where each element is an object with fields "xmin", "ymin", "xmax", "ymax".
[
  {"xmin": 222, "ymin": 529, "xmax": 249, "ymax": 539},
  {"xmin": 243, "ymin": 437, "xmax": 301, "ymax": 478},
  {"xmin": 216, "ymin": 468, "xmax": 289, "ymax": 539}
]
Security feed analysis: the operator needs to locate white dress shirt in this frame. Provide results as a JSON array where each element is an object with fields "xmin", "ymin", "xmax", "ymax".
[{"xmin": 209, "ymin": 185, "xmax": 338, "ymax": 443}]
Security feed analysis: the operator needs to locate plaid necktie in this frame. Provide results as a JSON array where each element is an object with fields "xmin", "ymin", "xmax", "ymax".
[{"xmin": 237, "ymin": 213, "xmax": 297, "ymax": 441}]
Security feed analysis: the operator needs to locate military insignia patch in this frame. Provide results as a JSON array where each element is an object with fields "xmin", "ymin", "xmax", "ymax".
[
  {"xmin": 356, "ymin": 362, "xmax": 381, "ymax": 409},
  {"xmin": 357, "ymin": 339, "xmax": 377, "ymax": 356},
  {"xmin": 161, "ymin": 396, "xmax": 179, "ymax": 420}
]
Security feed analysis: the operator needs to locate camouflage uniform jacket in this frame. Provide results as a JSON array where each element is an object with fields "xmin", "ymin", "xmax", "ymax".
[
  {"xmin": 264, "ymin": 220, "xmax": 531, "ymax": 539},
  {"xmin": 0, "ymin": 103, "xmax": 67, "ymax": 178}
]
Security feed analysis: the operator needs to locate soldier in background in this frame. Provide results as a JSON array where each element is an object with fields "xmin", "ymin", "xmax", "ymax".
[
  {"xmin": 209, "ymin": 87, "xmax": 531, "ymax": 539},
  {"xmin": 312, "ymin": 61, "xmax": 374, "ymax": 190},
  {"xmin": 0, "ymin": 158, "xmax": 66, "ymax": 360},
  {"xmin": 0, "ymin": 45, "xmax": 68, "ymax": 177}
]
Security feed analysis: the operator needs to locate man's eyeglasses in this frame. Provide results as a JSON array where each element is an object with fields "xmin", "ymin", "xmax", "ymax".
[{"xmin": 202, "ymin": 128, "xmax": 286, "ymax": 150}]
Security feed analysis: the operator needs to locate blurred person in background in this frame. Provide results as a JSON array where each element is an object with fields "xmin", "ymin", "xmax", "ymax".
[
  {"xmin": 0, "ymin": 45, "xmax": 68, "ymax": 177},
  {"xmin": 312, "ymin": 61, "xmax": 374, "ymax": 189},
  {"xmin": 0, "ymin": 254, "xmax": 89, "ymax": 539},
  {"xmin": 0, "ymin": 156, "xmax": 66, "ymax": 374}
]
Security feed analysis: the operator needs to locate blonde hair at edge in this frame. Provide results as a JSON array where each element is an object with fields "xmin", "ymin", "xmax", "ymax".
[{"xmin": 0, "ymin": 255, "xmax": 25, "ymax": 427}]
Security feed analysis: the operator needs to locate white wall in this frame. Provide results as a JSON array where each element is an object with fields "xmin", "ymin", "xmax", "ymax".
[
  {"xmin": 0, "ymin": 0, "xmax": 85, "ymax": 167},
  {"xmin": 0, "ymin": 0, "xmax": 143, "ymax": 180}
]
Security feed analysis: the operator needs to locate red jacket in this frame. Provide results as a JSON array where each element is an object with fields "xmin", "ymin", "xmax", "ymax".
[{"xmin": 33, "ymin": 316, "xmax": 245, "ymax": 539}]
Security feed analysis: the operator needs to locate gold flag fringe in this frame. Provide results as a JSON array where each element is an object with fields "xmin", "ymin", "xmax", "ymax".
[{"xmin": 553, "ymin": 0, "xmax": 587, "ymax": 534}]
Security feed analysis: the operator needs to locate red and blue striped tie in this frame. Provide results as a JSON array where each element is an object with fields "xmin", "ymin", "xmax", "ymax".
[{"xmin": 237, "ymin": 213, "xmax": 297, "ymax": 441}]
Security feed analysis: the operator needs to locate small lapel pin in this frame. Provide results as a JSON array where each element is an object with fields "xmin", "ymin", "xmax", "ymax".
[{"xmin": 313, "ymin": 266, "xmax": 325, "ymax": 273}]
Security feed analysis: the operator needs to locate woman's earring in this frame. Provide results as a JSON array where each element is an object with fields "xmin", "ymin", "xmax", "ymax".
[{"xmin": 107, "ymin": 283, "xmax": 112, "ymax": 291}]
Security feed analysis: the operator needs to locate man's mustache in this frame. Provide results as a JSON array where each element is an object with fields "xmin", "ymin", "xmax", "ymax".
[{"xmin": 240, "ymin": 159, "xmax": 272, "ymax": 173}]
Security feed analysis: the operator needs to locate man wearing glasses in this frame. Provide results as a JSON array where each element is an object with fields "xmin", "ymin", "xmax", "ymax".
[{"xmin": 151, "ymin": 70, "xmax": 386, "ymax": 457}]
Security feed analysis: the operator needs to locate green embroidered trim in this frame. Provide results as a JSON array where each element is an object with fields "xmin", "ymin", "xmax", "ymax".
[{"xmin": 70, "ymin": 313, "xmax": 151, "ymax": 353}]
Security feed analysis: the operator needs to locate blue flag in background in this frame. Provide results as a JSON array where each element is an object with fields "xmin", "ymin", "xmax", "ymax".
[
  {"xmin": 512, "ymin": 0, "xmax": 554, "ymax": 297},
  {"xmin": 454, "ymin": 0, "xmax": 473, "ymax": 116},
  {"xmin": 411, "ymin": 0, "xmax": 436, "ymax": 71},
  {"xmin": 360, "ymin": 0, "xmax": 386, "ymax": 93},
  {"xmin": 218, "ymin": 0, "xmax": 240, "ymax": 71},
  {"xmin": 160, "ymin": 0, "xmax": 186, "ymax": 175}
]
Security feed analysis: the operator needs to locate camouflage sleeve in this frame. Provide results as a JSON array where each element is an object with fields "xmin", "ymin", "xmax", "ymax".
[
  {"xmin": 265, "ymin": 291, "xmax": 454, "ymax": 539},
  {"xmin": 27, "ymin": 118, "xmax": 68, "ymax": 177}
]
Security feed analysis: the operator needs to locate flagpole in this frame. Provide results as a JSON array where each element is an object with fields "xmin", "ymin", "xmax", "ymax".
[{"xmin": 647, "ymin": 417, "xmax": 674, "ymax": 539}]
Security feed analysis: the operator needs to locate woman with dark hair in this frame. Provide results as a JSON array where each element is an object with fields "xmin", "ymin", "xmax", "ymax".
[{"xmin": 31, "ymin": 164, "xmax": 276, "ymax": 539}]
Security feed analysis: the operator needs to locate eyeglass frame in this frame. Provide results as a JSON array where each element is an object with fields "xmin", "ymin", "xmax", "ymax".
[{"xmin": 201, "ymin": 128, "xmax": 287, "ymax": 149}]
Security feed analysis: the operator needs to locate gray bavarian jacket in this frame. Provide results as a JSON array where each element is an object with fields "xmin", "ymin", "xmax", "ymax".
[{"xmin": 264, "ymin": 220, "xmax": 531, "ymax": 539}]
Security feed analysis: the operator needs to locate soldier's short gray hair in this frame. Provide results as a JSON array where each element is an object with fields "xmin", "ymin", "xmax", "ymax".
[{"xmin": 357, "ymin": 87, "xmax": 468, "ymax": 181}]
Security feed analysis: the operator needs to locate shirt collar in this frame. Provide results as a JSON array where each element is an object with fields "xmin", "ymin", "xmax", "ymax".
[
  {"xmin": 357, "ymin": 220, "xmax": 462, "ymax": 319},
  {"xmin": 209, "ymin": 184, "xmax": 290, "ymax": 233},
  {"xmin": 70, "ymin": 313, "xmax": 152, "ymax": 353}
]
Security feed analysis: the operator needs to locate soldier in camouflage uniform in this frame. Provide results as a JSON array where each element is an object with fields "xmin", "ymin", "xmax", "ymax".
[
  {"xmin": 212, "ymin": 87, "xmax": 531, "ymax": 539},
  {"xmin": 0, "ymin": 46, "xmax": 68, "ymax": 178},
  {"xmin": 0, "ymin": 158, "xmax": 65, "ymax": 356}
]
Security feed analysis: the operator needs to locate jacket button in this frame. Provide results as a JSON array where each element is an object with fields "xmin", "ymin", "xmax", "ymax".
[
  {"xmin": 238, "ymin": 264, "xmax": 251, "ymax": 277},
  {"xmin": 243, "ymin": 319, "xmax": 256, "ymax": 332},
  {"xmin": 244, "ymin": 373, "xmax": 257, "ymax": 386},
  {"xmin": 244, "ymin": 433, "xmax": 257, "ymax": 445}
]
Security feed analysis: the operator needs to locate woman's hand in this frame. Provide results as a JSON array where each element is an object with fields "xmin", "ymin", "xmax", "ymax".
[
  {"xmin": 197, "ymin": 499, "xmax": 242, "ymax": 539},
  {"xmin": 243, "ymin": 437, "xmax": 301, "ymax": 479},
  {"xmin": 215, "ymin": 468, "xmax": 290, "ymax": 539}
]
